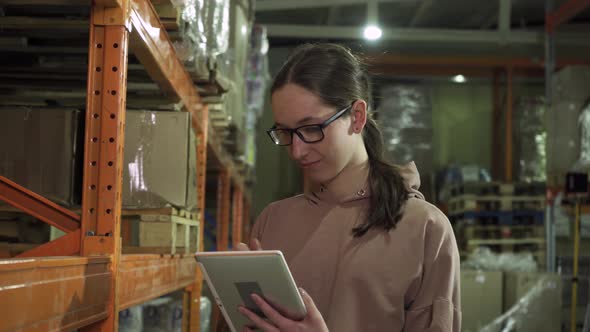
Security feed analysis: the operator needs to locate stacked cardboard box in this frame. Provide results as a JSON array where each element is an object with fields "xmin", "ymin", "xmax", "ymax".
[
  {"xmin": 0, "ymin": 108, "xmax": 198, "ymax": 211},
  {"xmin": 461, "ymin": 270, "xmax": 562, "ymax": 332},
  {"xmin": 0, "ymin": 107, "xmax": 84, "ymax": 207}
]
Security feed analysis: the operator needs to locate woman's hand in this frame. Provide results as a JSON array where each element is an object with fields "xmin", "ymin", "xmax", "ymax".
[
  {"xmin": 238, "ymin": 288, "xmax": 329, "ymax": 332},
  {"xmin": 235, "ymin": 238, "xmax": 262, "ymax": 251}
]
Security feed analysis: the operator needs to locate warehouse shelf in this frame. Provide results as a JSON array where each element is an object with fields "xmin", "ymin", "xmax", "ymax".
[{"xmin": 0, "ymin": 0, "xmax": 251, "ymax": 331}]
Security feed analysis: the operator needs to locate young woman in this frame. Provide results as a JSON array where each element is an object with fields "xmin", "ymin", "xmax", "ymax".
[{"xmin": 236, "ymin": 43, "xmax": 461, "ymax": 332}]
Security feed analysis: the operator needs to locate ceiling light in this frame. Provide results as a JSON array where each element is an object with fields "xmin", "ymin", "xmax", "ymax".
[
  {"xmin": 364, "ymin": 25, "xmax": 382, "ymax": 40},
  {"xmin": 452, "ymin": 74, "xmax": 467, "ymax": 83}
]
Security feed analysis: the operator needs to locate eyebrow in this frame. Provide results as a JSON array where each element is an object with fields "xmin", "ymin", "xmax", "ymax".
[{"xmin": 275, "ymin": 116, "xmax": 324, "ymax": 128}]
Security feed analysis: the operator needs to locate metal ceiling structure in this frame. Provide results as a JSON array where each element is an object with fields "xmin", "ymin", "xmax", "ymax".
[{"xmin": 255, "ymin": 0, "xmax": 590, "ymax": 53}]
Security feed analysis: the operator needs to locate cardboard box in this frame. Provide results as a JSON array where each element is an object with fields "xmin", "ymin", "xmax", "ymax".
[
  {"xmin": 123, "ymin": 110, "xmax": 197, "ymax": 210},
  {"xmin": 0, "ymin": 107, "xmax": 83, "ymax": 207},
  {"xmin": 503, "ymin": 272, "xmax": 562, "ymax": 332},
  {"xmin": 461, "ymin": 270, "xmax": 503, "ymax": 332}
]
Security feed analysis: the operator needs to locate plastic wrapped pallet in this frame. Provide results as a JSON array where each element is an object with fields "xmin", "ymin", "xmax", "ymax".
[
  {"xmin": 547, "ymin": 66, "xmax": 590, "ymax": 185},
  {"xmin": 243, "ymin": 24, "xmax": 270, "ymax": 167},
  {"xmin": 143, "ymin": 297, "xmax": 183, "ymax": 332},
  {"xmin": 377, "ymin": 85, "xmax": 434, "ymax": 199},
  {"xmin": 172, "ymin": 0, "xmax": 230, "ymax": 75},
  {"xmin": 119, "ymin": 305, "xmax": 143, "ymax": 332},
  {"xmin": 573, "ymin": 101, "xmax": 590, "ymax": 173},
  {"xmin": 246, "ymin": 24, "xmax": 270, "ymax": 118},
  {"xmin": 513, "ymin": 97, "xmax": 547, "ymax": 183}
]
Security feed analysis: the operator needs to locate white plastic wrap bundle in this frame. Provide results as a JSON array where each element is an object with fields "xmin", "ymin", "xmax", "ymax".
[
  {"xmin": 377, "ymin": 85, "xmax": 433, "ymax": 165},
  {"xmin": 243, "ymin": 24, "xmax": 270, "ymax": 167},
  {"xmin": 573, "ymin": 101, "xmax": 590, "ymax": 172},
  {"xmin": 377, "ymin": 85, "xmax": 433, "ymax": 198},
  {"xmin": 514, "ymin": 97, "xmax": 547, "ymax": 182},
  {"xmin": 200, "ymin": 296, "xmax": 212, "ymax": 332},
  {"xmin": 246, "ymin": 24, "xmax": 269, "ymax": 118},
  {"xmin": 172, "ymin": 0, "xmax": 230, "ymax": 71},
  {"xmin": 461, "ymin": 247, "xmax": 538, "ymax": 273}
]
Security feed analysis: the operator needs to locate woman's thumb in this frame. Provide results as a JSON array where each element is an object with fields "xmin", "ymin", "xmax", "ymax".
[{"xmin": 299, "ymin": 288, "xmax": 318, "ymax": 312}]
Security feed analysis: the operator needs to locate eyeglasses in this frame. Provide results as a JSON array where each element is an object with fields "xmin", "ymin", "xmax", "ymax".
[{"xmin": 267, "ymin": 104, "xmax": 353, "ymax": 146}]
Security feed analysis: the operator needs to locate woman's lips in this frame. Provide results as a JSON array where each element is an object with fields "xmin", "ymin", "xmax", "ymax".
[{"xmin": 300, "ymin": 160, "xmax": 321, "ymax": 169}]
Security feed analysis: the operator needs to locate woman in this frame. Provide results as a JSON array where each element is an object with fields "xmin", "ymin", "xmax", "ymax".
[{"xmin": 236, "ymin": 43, "xmax": 461, "ymax": 332}]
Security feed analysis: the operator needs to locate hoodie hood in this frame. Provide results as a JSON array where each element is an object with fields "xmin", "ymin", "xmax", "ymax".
[{"xmin": 306, "ymin": 161, "xmax": 425, "ymax": 204}]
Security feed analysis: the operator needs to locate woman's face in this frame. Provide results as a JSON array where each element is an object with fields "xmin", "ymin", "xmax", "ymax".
[{"xmin": 271, "ymin": 83, "xmax": 362, "ymax": 184}]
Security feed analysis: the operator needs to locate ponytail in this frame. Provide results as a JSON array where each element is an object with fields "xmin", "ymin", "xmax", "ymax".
[{"xmin": 352, "ymin": 116, "xmax": 409, "ymax": 237}]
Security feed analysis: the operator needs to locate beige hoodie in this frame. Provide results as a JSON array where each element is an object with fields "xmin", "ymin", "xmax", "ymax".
[{"xmin": 250, "ymin": 162, "xmax": 461, "ymax": 331}]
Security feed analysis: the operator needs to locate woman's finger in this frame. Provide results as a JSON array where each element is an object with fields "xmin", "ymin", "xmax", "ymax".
[
  {"xmin": 299, "ymin": 288, "xmax": 321, "ymax": 319},
  {"xmin": 251, "ymin": 294, "xmax": 291, "ymax": 328},
  {"xmin": 235, "ymin": 242, "xmax": 250, "ymax": 251},
  {"xmin": 238, "ymin": 306, "xmax": 279, "ymax": 332},
  {"xmin": 251, "ymin": 238, "xmax": 262, "ymax": 250}
]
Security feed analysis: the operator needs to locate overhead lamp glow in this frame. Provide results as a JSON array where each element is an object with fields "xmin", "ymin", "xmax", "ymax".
[
  {"xmin": 452, "ymin": 74, "xmax": 467, "ymax": 83},
  {"xmin": 363, "ymin": 25, "xmax": 382, "ymax": 40}
]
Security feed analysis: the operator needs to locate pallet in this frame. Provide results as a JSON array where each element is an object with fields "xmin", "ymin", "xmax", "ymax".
[
  {"xmin": 448, "ymin": 194, "xmax": 545, "ymax": 214},
  {"xmin": 121, "ymin": 208, "xmax": 200, "ymax": 255},
  {"xmin": 450, "ymin": 210, "xmax": 545, "ymax": 226},
  {"xmin": 466, "ymin": 238, "xmax": 546, "ymax": 253},
  {"xmin": 449, "ymin": 181, "xmax": 546, "ymax": 198},
  {"xmin": 455, "ymin": 224, "xmax": 545, "ymax": 240}
]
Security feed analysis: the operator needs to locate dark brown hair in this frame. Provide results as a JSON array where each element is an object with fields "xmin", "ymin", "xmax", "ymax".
[{"xmin": 271, "ymin": 43, "xmax": 409, "ymax": 237}]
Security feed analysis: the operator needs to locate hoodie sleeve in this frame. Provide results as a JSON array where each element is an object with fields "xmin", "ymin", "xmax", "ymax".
[
  {"xmin": 404, "ymin": 211, "xmax": 462, "ymax": 331},
  {"xmin": 249, "ymin": 202, "xmax": 274, "ymax": 245}
]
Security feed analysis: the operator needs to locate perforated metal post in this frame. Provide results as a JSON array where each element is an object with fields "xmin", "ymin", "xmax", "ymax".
[{"xmin": 80, "ymin": 1, "xmax": 129, "ymax": 330}]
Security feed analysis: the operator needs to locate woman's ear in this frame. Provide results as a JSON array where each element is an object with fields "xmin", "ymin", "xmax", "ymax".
[{"xmin": 351, "ymin": 100, "xmax": 368, "ymax": 133}]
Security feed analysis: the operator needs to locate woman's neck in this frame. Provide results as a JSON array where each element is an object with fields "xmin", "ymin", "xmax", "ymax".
[{"xmin": 321, "ymin": 146, "xmax": 369, "ymax": 200}]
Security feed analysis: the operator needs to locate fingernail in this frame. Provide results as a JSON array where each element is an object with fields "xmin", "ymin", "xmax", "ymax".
[{"xmin": 299, "ymin": 287, "xmax": 306, "ymax": 295}]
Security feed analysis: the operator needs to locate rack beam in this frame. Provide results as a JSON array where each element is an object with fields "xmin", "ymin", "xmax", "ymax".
[
  {"xmin": 0, "ymin": 256, "xmax": 111, "ymax": 332},
  {"xmin": 118, "ymin": 254, "xmax": 197, "ymax": 310},
  {"xmin": 0, "ymin": 175, "xmax": 80, "ymax": 233},
  {"xmin": 17, "ymin": 229, "xmax": 81, "ymax": 258},
  {"xmin": 546, "ymin": 0, "xmax": 590, "ymax": 33}
]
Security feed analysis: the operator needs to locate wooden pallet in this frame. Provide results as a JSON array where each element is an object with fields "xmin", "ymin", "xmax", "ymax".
[
  {"xmin": 466, "ymin": 237, "xmax": 546, "ymax": 252},
  {"xmin": 448, "ymin": 194, "xmax": 545, "ymax": 214},
  {"xmin": 121, "ymin": 208, "xmax": 200, "ymax": 255},
  {"xmin": 455, "ymin": 224, "xmax": 546, "ymax": 240},
  {"xmin": 450, "ymin": 210, "xmax": 545, "ymax": 226},
  {"xmin": 449, "ymin": 182, "xmax": 546, "ymax": 198}
]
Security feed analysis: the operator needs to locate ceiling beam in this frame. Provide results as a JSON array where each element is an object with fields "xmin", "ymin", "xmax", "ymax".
[
  {"xmin": 364, "ymin": 54, "xmax": 590, "ymax": 68},
  {"xmin": 256, "ymin": 0, "xmax": 416, "ymax": 11},
  {"xmin": 265, "ymin": 24, "xmax": 590, "ymax": 46}
]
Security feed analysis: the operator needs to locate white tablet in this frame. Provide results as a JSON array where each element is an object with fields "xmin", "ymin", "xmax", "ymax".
[{"xmin": 195, "ymin": 250, "xmax": 307, "ymax": 332}]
